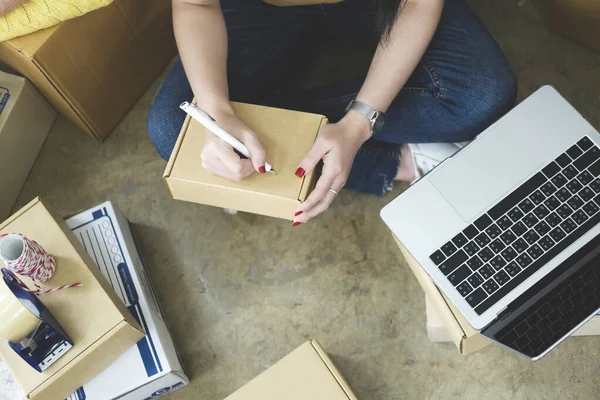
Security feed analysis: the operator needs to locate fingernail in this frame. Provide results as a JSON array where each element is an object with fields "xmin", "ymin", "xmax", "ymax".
[
  {"xmin": 292, "ymin": 221, "xmax": 301, "ymax": 227},
  {"xmin": 295, "ymin": 167, "xmax": 305, "ymax": 178},
  {"xmin": 258, "ymin": 166, "xmax": 266, "ymax": 174},
  {"xmin": 294, "ymin": 211, "xmax": 303, "ymax": 217}
]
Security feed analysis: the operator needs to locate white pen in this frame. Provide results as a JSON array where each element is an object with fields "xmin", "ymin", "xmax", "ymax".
[{"xmin": 179, "ymin": 101, "xmax": 276, "ymax": 174}]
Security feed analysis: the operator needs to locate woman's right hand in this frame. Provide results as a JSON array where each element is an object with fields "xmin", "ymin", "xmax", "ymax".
[{"xmin": 201, "ymin": 109, "xmax": 267, "ymax": 181}]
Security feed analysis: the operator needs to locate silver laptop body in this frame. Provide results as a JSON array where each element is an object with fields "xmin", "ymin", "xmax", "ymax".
[{"xmin": 381, "ymin": 86, "xmax": 600, "ymax": 360}]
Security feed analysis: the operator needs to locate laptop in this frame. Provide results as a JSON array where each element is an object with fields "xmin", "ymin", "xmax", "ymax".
[{"xmin": 381, "ymin": 86, "xmax": 600, "ymax": 360}]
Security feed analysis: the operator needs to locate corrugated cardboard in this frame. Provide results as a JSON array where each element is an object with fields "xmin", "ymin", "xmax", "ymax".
[
  {"xmin": 0, "ymin": 0, "xmax": 176, "ymax": 141},
  {"xmin": 392, "ymin": 235, "xmax": 491, "ymax": 354},
  {"xmin": 0, "ymin": 71, "xmax": 55, "ymax": 221},
  {"xmin": 0, "ymin": 198, "xmax": 144, "ymax": 400},
  {"xmin": 65, "ymin": 201, "xmax": 189, "ymax": 400},
  {"xmin": 164, "ymin": 102, "xmax": 327, "ymax": 220},
  {"xmin": 549, "ymin": 0, "xmax": 600, "ymax": 52},
  {"xmin": 225, "ymin": 340, "xmax": 358, "ymax": 400}
]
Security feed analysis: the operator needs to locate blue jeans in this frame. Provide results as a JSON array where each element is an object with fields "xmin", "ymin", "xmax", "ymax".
[{"xmin": 148, "ymin": 0, "xmax": 517, "ymax": 196}]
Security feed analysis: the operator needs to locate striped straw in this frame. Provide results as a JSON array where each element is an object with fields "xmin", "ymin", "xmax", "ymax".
[{"xmin": 0, "ymin": 233, "xmax": 82, "ymax": 295}]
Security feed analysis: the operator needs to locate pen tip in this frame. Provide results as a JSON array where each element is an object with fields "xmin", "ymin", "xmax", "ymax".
[{"xmin": 268, "ymin": 169, "xmax": 278, "ymax": 175}]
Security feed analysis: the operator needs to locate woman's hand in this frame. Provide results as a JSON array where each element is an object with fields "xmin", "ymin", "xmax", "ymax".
[
  {"xmin": 201, "ymin": 109, "xmax": 267, "ymax": 181},
  {"xmin": 292, "ymin": 112, "xmax": 371, "ymax": 225}
]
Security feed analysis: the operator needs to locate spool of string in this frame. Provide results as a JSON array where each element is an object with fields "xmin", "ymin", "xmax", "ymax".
[{"xmin": 0, "ymin": 233, "xmax": 82, "ymax": 295}]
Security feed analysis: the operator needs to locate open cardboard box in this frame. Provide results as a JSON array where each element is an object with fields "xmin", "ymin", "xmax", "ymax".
[
  {"xmin": 0, "ymin": 198, "xmax": 144, "ymax": 400},
  {"xmin": 165, "ymin": 102, "xmax": 327, "ymax": 219},
  {"xmin": 224, "ymin": 340, "xmax": 358, "ymax": 400}
]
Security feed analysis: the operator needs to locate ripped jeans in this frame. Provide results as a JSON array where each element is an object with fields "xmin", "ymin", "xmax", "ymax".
[{"xmin": 148, "ymin": 0, "xmax": 517, "ymax": 195}]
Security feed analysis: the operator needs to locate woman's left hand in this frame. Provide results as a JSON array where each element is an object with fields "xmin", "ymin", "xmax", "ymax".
[{"xmin": 292, "ymin": 112, "xmax": 371, "ymax": 225}]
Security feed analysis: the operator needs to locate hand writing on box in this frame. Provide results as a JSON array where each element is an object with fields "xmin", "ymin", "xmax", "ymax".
[
  {"xmin": 292, "ymin": 112, "xmax": 371, "ymax": 226},
  {"xmin": 201, "ymin": 110, "xmax": 267, "ymax": 180}
]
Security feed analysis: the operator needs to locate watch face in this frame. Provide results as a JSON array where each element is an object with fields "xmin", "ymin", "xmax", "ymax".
[{"xmin": 373, "ymin": 114, "xmax": 386, "ymax": 133}]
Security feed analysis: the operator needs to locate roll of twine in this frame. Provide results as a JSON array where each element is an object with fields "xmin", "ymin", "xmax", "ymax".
[{"xmin": 0, "ymin": 233, "xmax": 82, "ymax": 295}]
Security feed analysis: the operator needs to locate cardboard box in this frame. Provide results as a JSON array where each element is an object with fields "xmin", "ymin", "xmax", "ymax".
[
  {"xmin": 0, "ymin": 0, "xmax": 177, "ymax": 141},
  {"xmin": 0, "ymin": 198, "xmax": 145, "ymax": 400},
  {"xmin": 0, "ymin": 71, "xmax": 56, "ymax": 221},
  {"xmin": 225, "ymin": 340, "xmax": 358, "ymax": 400},
  {"xmin": 549, "ymin": 0, "xmax": 600, "ymax": 52},
  {"xmin": 65, "ymin": 201, "xmax": 189, "ymax": 400},
  {"xmin": 165, "ymin": 102, "xmax": 327, "ymax": 220}
]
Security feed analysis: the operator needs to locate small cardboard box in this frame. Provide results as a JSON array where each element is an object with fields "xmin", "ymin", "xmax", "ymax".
[
  {"xmin": 164, "ymin": 102, "xmax": 327, "ymax": 220},
  {"xmin": 0, "ymin": 198, "xmax": 145, "ymax": 400},
  {"xmin": 0, "ymin": 0, "xmax": 176, "ymax": 141},
  {"xmin": 224, "ymin": 340, "xmax": 358, "ymax": 400},
  {"xmin": 65, "ymin": 201, "xmax": 189, "ymax": 400},
  {"xmin": 0, "ymin": 71, "xmax": 56, "ymax": 221},
  {"xmin": 549, "ymin": 0, "xmax": 600, "ymax": 52}
]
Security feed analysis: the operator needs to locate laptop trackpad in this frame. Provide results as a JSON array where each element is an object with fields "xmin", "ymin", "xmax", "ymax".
[{"xmin": 429, "ymin": 123, "xmax": 543, "ymax": 222}]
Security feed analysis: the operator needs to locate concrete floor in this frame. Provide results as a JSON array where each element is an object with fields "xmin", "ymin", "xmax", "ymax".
[{"xmin": 14, "ymin": 0, "xmax": 600, "ymax": 399}]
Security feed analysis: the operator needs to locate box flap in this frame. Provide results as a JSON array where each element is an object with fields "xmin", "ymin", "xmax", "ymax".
[
  {"xmin": 225, "ymin": 341, "xmax": 353, "ymax": 400},
  {"xmin": 168, "ymin": 102, "xmax": 325, "ymax": 201}
]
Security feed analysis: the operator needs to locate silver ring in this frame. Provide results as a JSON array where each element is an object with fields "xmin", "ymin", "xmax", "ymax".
[{"xmin": 328, "ymin": 188, "xmax": 338, "ymax": 196}]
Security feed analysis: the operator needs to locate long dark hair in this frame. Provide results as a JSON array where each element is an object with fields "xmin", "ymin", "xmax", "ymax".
[{"xmin": 375, "ymin": 0, "xmax": 407, "ymax": 43}]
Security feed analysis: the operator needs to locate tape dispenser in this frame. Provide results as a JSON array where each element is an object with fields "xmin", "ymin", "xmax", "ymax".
[{"xmin": 0, "ymin": 268, "xmax": 72, "ymax": 372}]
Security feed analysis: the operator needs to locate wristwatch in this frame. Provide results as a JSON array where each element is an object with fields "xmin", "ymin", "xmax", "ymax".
[{"xmin": 345, "ymin": 100, "xmax": 385, "ymax": 135}]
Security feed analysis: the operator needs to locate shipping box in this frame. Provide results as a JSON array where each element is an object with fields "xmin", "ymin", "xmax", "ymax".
[
  {"xmin": 0, "ymin": 0, "xmax": 177, "ymax": 141},
  {"xmin": 549, "ymin": 0, "xmax": 600, "ymax": 52},
  {"xmin": 0, "ymin": 198, "xmax": 144, "ymax": 400},
  {"xmin": 0, "ymin": 71, "xmax": 55, "ymax": 221},
  {"xmin": 225, "ymin": 340, "xmax": 357, "ymax": 400},
  {"xmin": 65, "ymin": 201, "xmax": 189, "ymax": 400},
  {"xmin": 165, "ymin": 102, "xmax": 327, "ymax": 220}
]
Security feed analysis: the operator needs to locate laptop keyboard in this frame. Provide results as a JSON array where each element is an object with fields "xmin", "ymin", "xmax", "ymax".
[
  {"xmin": 495, "ymin": 251, "xmax": 600, "ymax": 358},
  {"xmin": 429, "ymin": 136, "xmax": 600, "ymax": 315}
]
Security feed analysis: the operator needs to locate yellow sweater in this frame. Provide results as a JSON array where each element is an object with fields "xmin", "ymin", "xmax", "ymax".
[{"xmin": 0, "ymin": 0, "xmax": 112, "ymax": 42}]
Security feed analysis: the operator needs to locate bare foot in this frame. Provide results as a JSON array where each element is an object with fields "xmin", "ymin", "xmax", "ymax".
[{"xmin": 394, "ymin": 144, "xmax": 417, "ymax": 182}]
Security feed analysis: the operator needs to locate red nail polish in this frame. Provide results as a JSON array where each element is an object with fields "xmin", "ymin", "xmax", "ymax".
[
  {"xmin": 258, "ymin": 166, "xmax": 266, "ymax": 174},
  {"xmin": 294, "ymin": 211, "xmax": 303, "ymax": 217},
  {"xmin": 292, "ymin": 221, "xmax": 301, "ymax": 227},
  {"xmin": 295, "ymin": 167, "xmax": 305, "ymax": 178}
]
